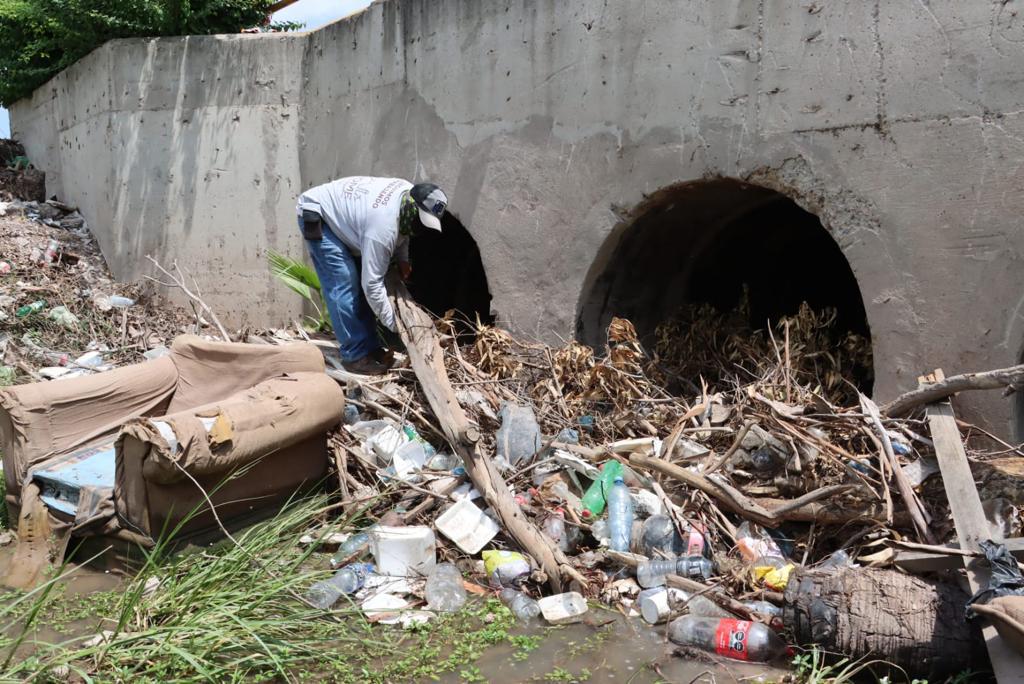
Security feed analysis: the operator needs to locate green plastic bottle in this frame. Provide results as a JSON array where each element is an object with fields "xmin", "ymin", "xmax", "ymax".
[
  {"xmin": 581, "ymin": 460, "xmax": 624, "ymax": 518},
  {"xmin": 15, "ymin": 300, "xmax": 45, "ymax": 318}
]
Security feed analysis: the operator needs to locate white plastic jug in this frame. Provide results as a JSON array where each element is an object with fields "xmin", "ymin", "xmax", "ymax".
[{"xmin": 370, "ymin": 526, "xmax": 436, "ymax": 577}]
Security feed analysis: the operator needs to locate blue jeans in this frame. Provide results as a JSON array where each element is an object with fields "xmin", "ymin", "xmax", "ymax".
[{"xmin": 297, "ymin": 216, "xmax": 380, "ymax": 362}]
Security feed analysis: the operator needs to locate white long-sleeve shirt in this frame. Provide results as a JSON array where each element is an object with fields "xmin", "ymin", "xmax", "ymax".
[{"xmin": 296, "ymin": 176, "xmax": 412, "ymax": 331}]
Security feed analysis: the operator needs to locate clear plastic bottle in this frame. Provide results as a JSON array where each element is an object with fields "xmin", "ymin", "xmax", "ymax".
[
  {"xmin": 636, "ymin": 556, "xmax": 714, "ymax": 588},
  {"xmin": 329, "ymin": 531, "xmax": 371, "ymax": 569},
  {"xmin": 639, "ymin": 514, "xmax": 684, "ymax": 557},
  {"xmin": 306, "ymin": 562, "xmax": 374, "ymax": 609},
  {"xmin": 606, "ymin": 476, "xmax": 634, "ymax": 552},
  {"xmin": 667, "ymin": 616, "xmax": 788, "ymax": 662},
  {"xmin": 425, "ymin": 563, "xmax": 467, "ymax": 612},
  {"xmin": 543, "ymin": 509, "xmax": 569, "ymax": 552},
  {"xmin": 743, "ymin": 600, "xmax": 782, "ymax": 619},
  {"xmin": 426, "ymin": 452, "xmax": 461, "ymax": 471},
  {"xmin": 499, "ymin": 588, "xmax": 541, "ymax": 620}
]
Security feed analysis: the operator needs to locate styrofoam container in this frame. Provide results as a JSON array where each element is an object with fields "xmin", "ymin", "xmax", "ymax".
[
  {"xmin": 538, "ymin": 591, "xmax": 588, "ymax": 624},
  {"xmin": 435, "ymin": 498, "xmax": 500, "ymax": 554},
  {"xmin": 370, "ymin": 526, "xmax": 436, "ymax": 577}
]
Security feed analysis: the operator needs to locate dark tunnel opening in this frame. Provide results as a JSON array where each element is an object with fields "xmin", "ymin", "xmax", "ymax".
[
  {"xmin": 408, "ymin": 212, "xmax": 493, "ymax": 331},
  {"xmin": 578, "ymin": 178, "xmax": 873, "ymax": 395}
]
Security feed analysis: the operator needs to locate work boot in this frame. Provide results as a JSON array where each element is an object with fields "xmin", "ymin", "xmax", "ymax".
[
  {"xmin": 344, "ymin": 355, "xmax": 389, "ymax": 376},
  {"xmin": 371, "ymin": 347, "xmax": 395, "ymax": 368}
]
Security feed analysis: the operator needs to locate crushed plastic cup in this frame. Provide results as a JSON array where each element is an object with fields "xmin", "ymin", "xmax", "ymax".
[
  {"xmin": 435, "ymin": 498, "xmax": 500, "ymax": 554},
  {"xmin": 370, "ymin": 526, "xmax": 436, "ymax": 577}
]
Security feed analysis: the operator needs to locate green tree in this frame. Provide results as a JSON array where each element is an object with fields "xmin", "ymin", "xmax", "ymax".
[{"xmin": 0, "ymin": 0, "xmax": 273, "ymax": 106}]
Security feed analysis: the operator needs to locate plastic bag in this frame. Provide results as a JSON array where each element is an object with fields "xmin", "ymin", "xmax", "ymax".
[{"xmin": 966, "ymin": 540, "xmax": 1024, "ymax": 618}]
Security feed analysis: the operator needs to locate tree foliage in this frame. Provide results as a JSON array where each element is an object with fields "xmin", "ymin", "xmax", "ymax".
[{"xmin": 0, "ymin": 0, "xmax": 273, "ymax": 106}]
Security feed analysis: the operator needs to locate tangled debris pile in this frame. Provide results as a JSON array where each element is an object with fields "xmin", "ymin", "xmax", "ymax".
[{"xmin": 296, "ymin": 288, "xmax": 1024, "ymax": 679}]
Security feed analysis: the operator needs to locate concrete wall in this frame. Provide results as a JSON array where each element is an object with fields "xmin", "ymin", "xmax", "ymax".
[{"xmin": 12, "ymin": 0, "xmax": 1024, "ymax": 437}]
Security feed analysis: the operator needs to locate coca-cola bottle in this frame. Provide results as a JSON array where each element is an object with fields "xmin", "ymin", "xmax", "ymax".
[{"xmin": 667, "ymin": 616, "xmax": 788, "ymax": 662}]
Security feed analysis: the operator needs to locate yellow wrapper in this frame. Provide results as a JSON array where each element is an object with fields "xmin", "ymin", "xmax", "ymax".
[{"xmin": 752, "ymin": 562, "xmax": 795, "ymax": 590}]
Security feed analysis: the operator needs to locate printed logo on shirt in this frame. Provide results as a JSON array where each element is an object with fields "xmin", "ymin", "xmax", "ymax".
[
  {"xmin": 341, "ymin": 178, "xmax": 370, "ymax": 199},
  {"xmin": 373, "ymin": 180, "xmax": 405, "ymax": 209}
]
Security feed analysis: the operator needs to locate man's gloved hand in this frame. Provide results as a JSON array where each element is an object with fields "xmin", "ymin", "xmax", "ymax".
[{"xmin": 398, "ymin": 261, "xmax": 413, "ymax": 282}]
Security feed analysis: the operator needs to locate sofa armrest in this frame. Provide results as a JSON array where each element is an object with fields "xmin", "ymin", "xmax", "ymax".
[
  {"xmin": 0, "ymin": 356, "xmax": 178, "ymax": 500},
  {"xmin": 117, "ymin": 372, "xmax": 344, "ymax": 486}
]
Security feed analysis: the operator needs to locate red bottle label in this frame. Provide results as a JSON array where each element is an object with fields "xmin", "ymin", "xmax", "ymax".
[
  {"xmin": 686, "ymin": 528, "xmax": 706, "ymax": 556},
  {"xmin": 714, "ymin": 619, "xmax": 752, "ymax": 661}
]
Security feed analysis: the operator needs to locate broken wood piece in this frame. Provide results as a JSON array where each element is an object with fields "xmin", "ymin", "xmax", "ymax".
[
  {"xmin": 390, "ymin": 279, "xmax": 585, "ymax": 592},
  {"xmin": 925, "ymin": 371, "xmax": 1024, "ymax": 681},
  {"xmin": 883, "ymin": 362, "xmax": 1024, "ymax": 417},
  {"xmin": 893, "ymin": 537, "xmax": 1024, "ymax": 573}
]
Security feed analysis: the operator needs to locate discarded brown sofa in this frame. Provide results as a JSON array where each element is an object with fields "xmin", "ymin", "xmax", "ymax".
[{"xmin": 0, "ymin": 336, "xmax": 345, "ymax": 585}]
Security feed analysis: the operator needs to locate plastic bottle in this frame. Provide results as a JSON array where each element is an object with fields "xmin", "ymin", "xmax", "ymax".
[
  {"xmin": 343, "ymin": 404, "xmax": 361, "ymax": 425},
  {"xmin": 499, "ymin": 588, "xmax": 541, "ymax": 621},
  {"xmin": 743, "ymin": 600, "xmax": 782, "ymax": 619},
  {"xmin": 426, "ymin": 452, "xmax": 461, "ymax": 471},
  {"xmin": 306, "ymin": 563, "xmax": 374, "ymax": 609},
  {"xmin": 15, "ymin": 300, "xmax": 45, "ymax": 318},
  {"xmin": 108, "ymin": 295, "xmax": 135, "ymax": 308},
  {"xmin": 819, "ymin": 549, "xmax": 853, "ymax": 569},
  {"xmin": 543, "ymin": 509, "xmax": 568, "ymax": 551},
  {"xmin": 424, "ymin": 563, "xmax": 467, "ymax": 612},
  {"xmin": 667, "ymin": 616, "xmax": 788, "ymax": 662},
  {"xmin": 639, "ymin": 515, "xmax": 684, "ymax": 557},
  {"xmin": 580, "ymin": 460, "xmax": 624, "ymax": 518},
  {"xmin": 329, "ymin": 532, "xmax": 371, "ymax": 568},
  {"xmin": 495, "ymin": 403, "xmax": 542, "ymax": 466},
  {"xmin": 606, "ymin": 476, "xmax": 634, "ymax": 552},
  {"xmin": 636, "ymin": 556, "xmax": 714, "ymax": 588},
  {"xmin": 40, "ymin": 238, "xmax": 59, "ymax": 266}
]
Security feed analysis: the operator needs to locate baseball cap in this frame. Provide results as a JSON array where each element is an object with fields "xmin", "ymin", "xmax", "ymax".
[{"xmin": 410, "ymin": 183, "xmax": 448, "ymax": 231}]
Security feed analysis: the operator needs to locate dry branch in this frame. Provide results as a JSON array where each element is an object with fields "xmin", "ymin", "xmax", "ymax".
[
  {"xmin": 145, "ymin": 255, "xmax": 231, "ymax": 341},
  {"xmin": 881, "ymin": 363, "xmax": 1024, "ymax": 417}
]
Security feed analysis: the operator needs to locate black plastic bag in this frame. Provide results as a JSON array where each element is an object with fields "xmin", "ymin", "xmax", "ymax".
[{"xmin": 965, "ymin": 540, "xmax": 1024, "ymax": 618}]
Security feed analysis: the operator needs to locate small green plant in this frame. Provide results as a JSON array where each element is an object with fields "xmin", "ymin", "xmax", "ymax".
[
  {"xmin": 793, "ymin": 648, "xmax": 904, "ymax": 683},
  {"xmin": 267, "ymin": 250, "xmax": 331, "ymax": 332}
]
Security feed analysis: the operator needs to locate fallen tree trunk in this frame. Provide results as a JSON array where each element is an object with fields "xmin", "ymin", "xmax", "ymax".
[
  {"xmin": 784, "ymin": 567, "xmax": 984, "ymax": 679},
  {"xmin": 882, "ymin": 363, "xmax": 1024, "ymax": 417},
  {"xmin": 390, "ymin": 281, "xmax": 585, "ymax": 592}
]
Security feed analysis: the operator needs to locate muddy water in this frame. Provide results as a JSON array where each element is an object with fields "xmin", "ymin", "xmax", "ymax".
[{"xmin": 442, "ymin": 615, "xmax": 788, "ymax": 683}]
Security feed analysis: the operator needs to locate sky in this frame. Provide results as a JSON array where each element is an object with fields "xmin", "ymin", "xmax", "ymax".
[{"xmin": 0, "ymin": 0, "xmax": 373, "ymax": 140}]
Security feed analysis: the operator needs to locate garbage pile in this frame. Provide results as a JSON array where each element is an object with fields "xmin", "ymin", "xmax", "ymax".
[
  {"xmin": 301, "ymin": 309, "xmax": 1018, "ymax": 678},
  {"xmin": 0, "ymin": 201, "xmax": 192, "ymax": 385},
  {"xmin": 0, "ymin": 140, "xmax": 45, "ymax": 202}
]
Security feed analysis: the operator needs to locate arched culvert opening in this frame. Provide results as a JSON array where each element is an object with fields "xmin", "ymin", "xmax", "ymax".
[
  {"xmin": 408, "ymin": 212, "xmax": 494, "ymax": 332},
  {"xmin": 578, "ymin": 178, "xmax": 873, "ymax": 397}
]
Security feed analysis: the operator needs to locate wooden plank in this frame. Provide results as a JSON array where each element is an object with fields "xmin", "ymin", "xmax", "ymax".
[
  {"xmin": 926, "ymin": 377, "xmax": 1024, "ymax": 682},
  {"xmin": 894, "ymin": 537, "xmax": 1024, "ymax": 573}
]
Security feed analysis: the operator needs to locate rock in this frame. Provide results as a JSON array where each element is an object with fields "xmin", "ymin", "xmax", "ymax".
[{"xmin": 974, "ymin": 458, "xmax": 1024, "ymax": 507}]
